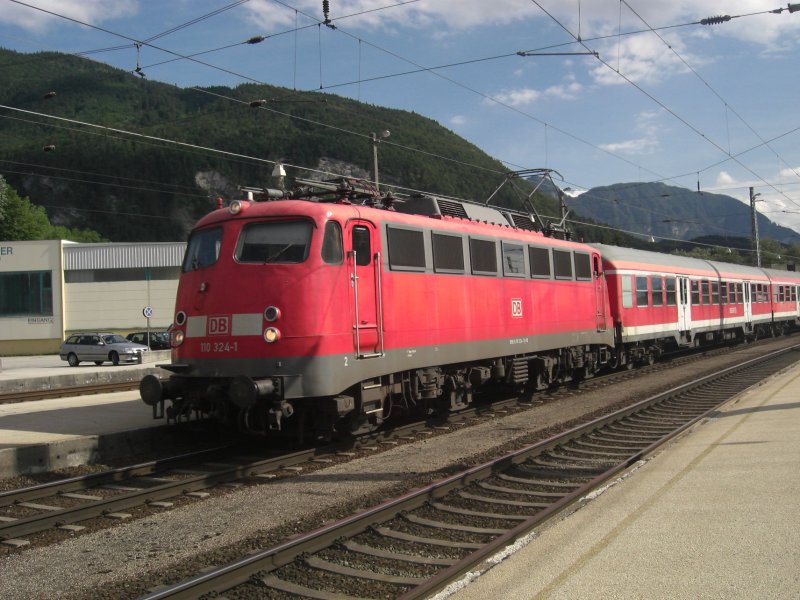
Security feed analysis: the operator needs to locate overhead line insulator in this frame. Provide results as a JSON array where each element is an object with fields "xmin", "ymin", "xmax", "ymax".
[{"xmin": 700, "ymin": 14, "xmax": 731, "ymax": 25}]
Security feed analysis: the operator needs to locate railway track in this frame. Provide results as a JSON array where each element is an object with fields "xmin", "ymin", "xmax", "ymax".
[
  {"xmin": 1, "ymin": 336, "xmax": 794, "ymax": 550},
  {"xmin": 0, "ymin": 381, "xmax": 140, "ymax": 404},
  {"xmin": 134, "ymin": 344, "xmax": 800, "ymax": 600}
]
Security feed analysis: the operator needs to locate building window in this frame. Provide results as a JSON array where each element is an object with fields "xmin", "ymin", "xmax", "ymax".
[{"xmin": 0, "ymin": 271, "xmax": 53, "ymax": 316}]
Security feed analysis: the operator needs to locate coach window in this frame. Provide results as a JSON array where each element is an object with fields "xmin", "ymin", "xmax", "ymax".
[
  {"xmin": 651, "ymin": 277, "xmax": 663, "ymax": 306},
  {"xmin": 387, "ymin": 226, "xmax": 426, "ymax": 270},
  {"xmin": 574, "ymin": 252, "xmax": 592, "ymax": 281},
  {"xmin": 721, "ymin": 282, "xmax": 728, "ymax": 304},
  {"xmin": 793, "ymin": 286, "xmax": 797, "ymax": 302},
  {"xmin": 737, "ymin": 283, "xmax": 744, "ymax": 301},
  {"xmin": 432, "ymin": 232, "xmax": 464, "ymax": 273},
  {"xmin": 352, "ymin": 226, "xmax": 371, "ymax": 266},
  {"xmin": 636, "ymin": 276, "xmax": 649, "ymax": 307},
  {"xmin": 711, "ymin": 281, "xmax": 720, "ymax": 304},
  {"xmin": 622, "ymin": 276, "xmax": 633, "ymax": 308},
  {"xmin": 691, "ymin": 280, "xmax": 700, "ymax": 305},
  {"xmin": 553, "ymin": 250, "xmax": 573, "ymax": 280},
  {"xmin": 502, "ymin": 242, "xmax": 525, "ymax": 277},
  {"xmin": 321, "ymin": 221, "xmax": 343, "ymax": 264},
  {"xmin": 529, "ymin": 246, "xmax": 552, "ymax": 279},
  {"xmin": 665, "ymin": 278, "xmax": 676, "ymax": 306},
  {"xmin": 469, "ymin": 238, "xmax": 498, "ymax": 275},
  {"xmin": 701, "ymin": 280, "xmax": 710, "ymax": 305}
]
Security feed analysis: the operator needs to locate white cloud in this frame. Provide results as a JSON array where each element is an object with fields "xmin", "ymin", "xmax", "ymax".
[
  {"xmin": 450, "ymin": 115, "xmax": 466, "ymax": 126},
  {"xmin": 599, "ymin": 110, "xmax": 663, "ymax": 155},
  {"xmin": 490, "ymin": 76, "xmax": 583, "ymax": 107},
  {"xmin": 0, "ymin": 0, "xmax": 136, "ymax": 31},
  {"xmin": 715, "ymin": 171, "xmax": 737, "ymax": 186}
]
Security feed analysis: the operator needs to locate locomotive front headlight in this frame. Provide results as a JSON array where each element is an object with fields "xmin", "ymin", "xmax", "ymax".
[
  {"xmin": 264, "ymin": 327, "xmax": 281, "ymax": 343},
  {"xmin": 172, "ymin": 330, "xmax": 185, "ymax": 347},
  {"xmin": 264, "ymin": 306, "xmax": 281, "ymax": 322}
]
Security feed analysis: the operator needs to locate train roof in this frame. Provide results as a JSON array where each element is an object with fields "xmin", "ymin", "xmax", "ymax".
[{"xmin": 590, "ymin": 243, "xmax": 768, "ymax": 279}]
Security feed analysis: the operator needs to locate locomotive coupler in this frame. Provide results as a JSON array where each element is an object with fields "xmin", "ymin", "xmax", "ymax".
[{"xmin": 268, "ymin": 399, "xmax": 294, "ymax": 430}]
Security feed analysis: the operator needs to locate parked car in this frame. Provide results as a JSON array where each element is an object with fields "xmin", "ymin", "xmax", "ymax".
[
  {"xmin": 126, "ymin": 331, "xmax": 171, "ymax": 350},
  {"xmin": 59, "ymin": 332, "xmax": 149, "ymax": 366}
]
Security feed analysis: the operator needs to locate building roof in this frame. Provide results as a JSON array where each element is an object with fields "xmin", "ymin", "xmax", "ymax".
[{"xmin": 63, "ymin": 242, "xmax": 186, "ymax": 271}]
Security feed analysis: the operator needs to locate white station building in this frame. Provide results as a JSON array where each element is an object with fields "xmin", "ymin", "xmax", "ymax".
[{"xmin": 0, "ymin": 239, "xmax": 186, "ymax": 355}]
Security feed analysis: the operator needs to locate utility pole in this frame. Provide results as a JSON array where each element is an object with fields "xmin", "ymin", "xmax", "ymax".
[
  {"xmin": 370, "ymin": 130, "xmax": 390, "ymax": 191},
  {"xmin": 750, "ymin": 187, "xmax": 761, "ymax": 267}
]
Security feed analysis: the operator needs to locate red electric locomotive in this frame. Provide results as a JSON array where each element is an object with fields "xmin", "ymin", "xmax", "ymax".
[{"xmin": 140, "ymin": 179, "xmax": 614, "ymax": 440}]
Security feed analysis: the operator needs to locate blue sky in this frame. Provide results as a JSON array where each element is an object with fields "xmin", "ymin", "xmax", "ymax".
[{"xmin": 2, "ymin": 0, "xmax": 800, "ymax": 236}]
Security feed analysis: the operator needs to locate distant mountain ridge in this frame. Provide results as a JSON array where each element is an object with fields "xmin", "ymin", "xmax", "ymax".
[{"xmin": 565, "ymin": 182, "xmax": 799, "ymax": 244}]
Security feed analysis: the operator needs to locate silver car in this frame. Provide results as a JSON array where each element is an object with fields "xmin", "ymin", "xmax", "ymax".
[{"xmin": 59, "ymin": 332, "xmax": 149, "ymax": 366}]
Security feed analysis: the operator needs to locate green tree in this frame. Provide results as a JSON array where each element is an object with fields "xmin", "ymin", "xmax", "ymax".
[{"xmin": 0, "ymin": 176, "xmax": 105, "ymax": 242}]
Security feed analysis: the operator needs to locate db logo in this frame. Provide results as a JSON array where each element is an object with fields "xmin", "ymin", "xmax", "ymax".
[
  {"xmin": 511, "ymin": 299, "xmax": 523, "ymax": 318},
  {"xmin": 207, "ymin": 315, "xmax": 230, "ymax": 335}
]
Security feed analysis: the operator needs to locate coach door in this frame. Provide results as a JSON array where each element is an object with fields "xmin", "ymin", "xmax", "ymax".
[
  {"xmin": 677, "ymin": 276, "xmax": 690, "ymax": 331},
  {"xmin": 347, "ymin": 222, "xmax": 384, "ymax": 359},
  {"xmin": 743, "ymin": 281, "xmax": 753, "ymax": 328}
]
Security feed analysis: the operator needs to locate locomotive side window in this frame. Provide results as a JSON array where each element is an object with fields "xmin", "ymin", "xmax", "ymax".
[
  {"xmin": 183, "ymin": 227, "xmax": 222, "ymax": 272},
  {"xmin": 553, "ymin": 250, "xmax": 573, "ymax": 280},
  {"xmin": 574, "ymin": 252, "xmax": 592, "ymax": 281},
  {"xmin": 321, "ymin": 221, "xmax": 343, "ymax": 264},
  {"xmin": 636, "ymin": 276, "xmax": 649, "ymax": 307},
  {"xmin": 665, "ymin": 278, "xmax": 676, "ymax": 306},
  {"xmin": 387, "ymin": 226, "xmax": 426, "ymax": 270},
  {"xmin": 352, "ymin": 226, "xmax": 371, "ymax": 266},
  {"xmin": 691, "ymin": 280, "xmax": 700, "ymax": 305},
  {"xmin": 469, "ymin": 238, "xmax": 497, "ymax": 275},
  {"xmin": 432, "ymin": 232, "xmax": 464, "ymax": 273},
  {"xmin": 529, "ymin": 246, "xmax": 551, "ymax": 279},
  {"xmin": 236, "ymin": 221, "xmax": 312, "ymax": 264},
  {"xmin": 621, "ymin": 275, "xmax": 633, "ymax": 308},
  {"xmin": 502, "ymin": 243, "xmax": 525, "ymax": 277},
  {"xmin": 652, "ymin": 277, "xmax": 663, "ymax": 307}
]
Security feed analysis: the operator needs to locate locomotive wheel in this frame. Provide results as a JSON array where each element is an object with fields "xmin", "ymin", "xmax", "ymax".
[
  {"xmin": 110, "ymin": 351, "xmax": 120, "ymax": 366},
  {"xmin": 67, "ymin": 353, "xmax": 79, "ymax": 367}
]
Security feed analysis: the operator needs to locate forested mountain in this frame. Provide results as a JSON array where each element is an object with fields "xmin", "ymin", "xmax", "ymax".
[{"xmin": 0, "ymin": 47, "xmax": 578, "ymax": 243}]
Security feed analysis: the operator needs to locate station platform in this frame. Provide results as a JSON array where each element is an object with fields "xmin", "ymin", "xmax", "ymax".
[
  {"xmin": 0, "ymin": 354, "xmax": 173, "ymax": 478},
  {"xmin": 445, "ymin": 361, "xmax": 800, "ymax": 600}
]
